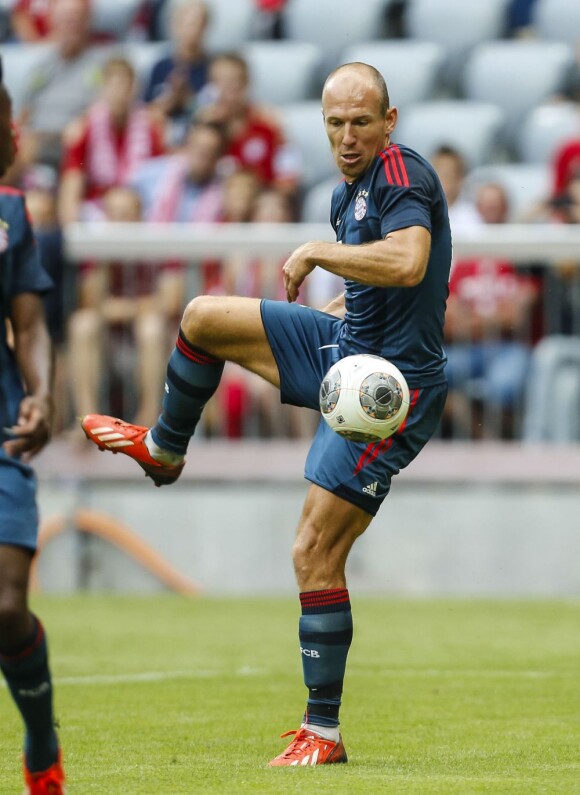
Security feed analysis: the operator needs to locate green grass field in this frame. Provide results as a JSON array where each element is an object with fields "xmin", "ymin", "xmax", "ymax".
[{"xmin": 1, "ymin": 596, "xmax": 578, "ymax": 794}]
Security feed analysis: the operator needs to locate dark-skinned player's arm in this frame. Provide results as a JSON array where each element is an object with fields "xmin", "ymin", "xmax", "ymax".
[
  {"xmin": 283, "ymin": 225, "xmax": 431, "ymax": 303},
  {"xmin": 3, "ymin": 292, "xmax": 53, "ymax": 461}
]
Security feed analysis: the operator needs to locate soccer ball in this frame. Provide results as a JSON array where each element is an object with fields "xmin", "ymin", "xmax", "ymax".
[{"xmin": 319, "ymin": 354, "xmax": 410, "ymax": 443}]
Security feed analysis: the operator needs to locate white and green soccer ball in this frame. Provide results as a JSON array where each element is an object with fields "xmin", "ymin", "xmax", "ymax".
[{"xmin": 319, "ymin": 354, "xmax": 410, "ymax": 443}]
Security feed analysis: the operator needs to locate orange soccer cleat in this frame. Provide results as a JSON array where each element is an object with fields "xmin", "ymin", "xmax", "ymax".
[
  {"xmin": 268, "ymin": 728, "xmax": 348, "ymax": 767},
  {"xmin": 80, "ymin": 414, "xmax": 185, "ymax": 487},
  {"xmin": 24, "ymin": 751, "xmax": 66, "ymax": 794}
]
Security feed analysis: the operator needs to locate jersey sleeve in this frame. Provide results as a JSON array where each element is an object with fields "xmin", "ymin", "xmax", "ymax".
[
  {"xmin": 376, "ymin": 146, "xmax": 435, "ymax": 237},
  {"xmin": 8, "ymin": 194, "xmax": 54, "ymax": 298}
]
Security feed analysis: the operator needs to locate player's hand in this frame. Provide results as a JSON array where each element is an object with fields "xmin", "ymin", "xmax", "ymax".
[
  {"xmin": 282, "ymin": 243, "xmax": 315, "ymax": 303},
  {"xmin": 2, "ymin": 395, "xmax": 52, "ymax": 462}
]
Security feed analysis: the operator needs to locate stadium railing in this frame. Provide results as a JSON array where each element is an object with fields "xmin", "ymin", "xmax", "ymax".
[{"xmin": 64, "ymin": 222, "xmax": 580, "ymax": 444}]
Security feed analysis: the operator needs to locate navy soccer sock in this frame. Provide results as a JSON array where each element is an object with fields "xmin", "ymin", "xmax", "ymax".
[
  {"xmin": 299, "ymin": 588, "xmax": 353, "ymax": 729},
  {"xmin": 0, "ymin": 616, "xmax": 58, "ymax": 772},
  {"xmin": 151, "ymin": 328, "xmax": 225, "ymax": 455}
]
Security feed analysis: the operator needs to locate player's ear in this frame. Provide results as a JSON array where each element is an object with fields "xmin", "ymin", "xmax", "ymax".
[{"xmin": 385, "ymin": 106, "xmax": 398, "ymax": 135}]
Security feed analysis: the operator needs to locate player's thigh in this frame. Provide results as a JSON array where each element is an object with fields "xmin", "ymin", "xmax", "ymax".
[{"xmin": 181, "ymin": 295, "xmax": 280, "ymax": 386}]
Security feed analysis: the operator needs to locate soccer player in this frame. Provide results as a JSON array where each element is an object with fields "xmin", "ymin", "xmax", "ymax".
[
  {"xmin": 0, "ymin": 62, "xmax": 65, "ymax": 792},
  {"xmin": 82, "ymin": 62, "xmax": 451, "ymax": 766}
]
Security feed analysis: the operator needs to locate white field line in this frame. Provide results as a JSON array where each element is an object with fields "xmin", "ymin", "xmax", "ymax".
[{"xmin": 0, "ymin": 667, "xmax": 572, "ymax": 690}]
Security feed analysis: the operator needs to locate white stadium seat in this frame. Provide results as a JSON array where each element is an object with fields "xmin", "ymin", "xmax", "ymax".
[
  {"xmin": 394, "ymin": 100, "xmax": 506, "ymax": 168},
  {"xmin": 463, "ymin": 41, "xmax": 574, "ymax": 129},
  {"xmin": 285, "ymin": 0, "xmax": 391, "ymax": 73},
  {"xmin": 517, "ymin": 103, "xmax": 580, "ymax": 164},
  {"xmin": 281, "ymin": 101, "xmax": 339, "ymax": 190},
  {"xmin": 533, "ymin": 0, "xmax": 580, "ymax": 48},
  {"xmin": 340, "ymin": 41, "xmax": 446, "ymax": 108},
  {"xmin": 405, "ymin": 0, "xmax": 509, "ymax": 51},
  {"xmin": 242, "ymin": 41, "xmax": 323, "ymax": 105},
  {"xmin": 301, "ymin": 176, "xmax": 342, "ymax": 224}
]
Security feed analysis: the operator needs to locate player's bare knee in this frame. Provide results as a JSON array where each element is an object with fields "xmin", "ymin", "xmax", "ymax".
[
  {"xmin": 0, "ymin": 593, "xmax": 27, "ymax": 643},
  {"xmin": 181, "ymin": 295, "xmax": 218, "ymax": 347}
]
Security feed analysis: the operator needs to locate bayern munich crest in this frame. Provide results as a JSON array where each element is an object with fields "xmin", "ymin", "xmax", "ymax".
[{"xmin": 354, "ymin": 191, "xmax": 367, "ymax": 221}]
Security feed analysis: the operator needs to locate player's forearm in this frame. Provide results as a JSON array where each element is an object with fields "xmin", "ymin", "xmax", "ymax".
[
  {"xmin": 304, "ymin": 234, "xmax": 428, "ymax": 288},
  {"xmin": 14, "ymin": 320, "xmax": 53, "ymax": 402}
]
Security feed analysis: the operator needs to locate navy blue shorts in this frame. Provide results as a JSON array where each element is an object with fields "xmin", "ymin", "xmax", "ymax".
[
  {"xmin": 260, "ymin": 299, "xmax": 447, "ymax": 516},
  {"xmin": 0, "ymin": 453, "xmax": 39, "ymax": 551}
]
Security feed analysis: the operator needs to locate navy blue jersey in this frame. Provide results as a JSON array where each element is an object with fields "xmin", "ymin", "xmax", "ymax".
[
  {"xmin": 330, "ymin": 143, "xmax": 451, "ymax": 387},
  {"xmin": 0, "ymin": 188, "xmax": 53, "ymax": 435}
]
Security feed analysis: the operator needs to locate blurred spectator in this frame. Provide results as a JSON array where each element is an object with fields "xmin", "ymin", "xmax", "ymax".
[
  {"xmin": 131, "ymin": 119, "xmax": 226, "ymax": 221},
  {"xmin": 18, "ymin": 0, "xmax": 106, "ymax": 170},
  {"xmin": 251, "ymin": 0, "xmax": 287, "ymax": 40},
  {"xmin": 58, "ymin": 56, "xmax": 165, "ymax": 224},
  {"xmin": 430, "ymin": 145, "xmax": 482, "ymax": 233},
  {"xmin": 196, "ymin": 51, "xmax": 300, "ymax": 193},
  {"xmin": 443, "ymin": 182, "xmax": 538, "ymax": 439},
  {"xmin": 10, "ymin": 0, "xmax": 52, "ymax": 41},
  {"xmin": 143, "ymin": 0, "xmax": 210, "ymax": 149},
  {"xmin": 67, "ymin": 186, "xmax": 185, "ymax": 432},
  {"xmin": 506, "ymin": 0, "xmax": 539, "ymax": 38}
]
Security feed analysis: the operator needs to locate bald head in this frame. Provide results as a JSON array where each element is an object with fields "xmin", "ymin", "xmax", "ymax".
[
  {"xmin": 322, "ymin": 62, "xmax": 397, "ymax": 181},
  {"xmin": 323, "ymin": 63, "xmax": 390, "ymax": 117}
]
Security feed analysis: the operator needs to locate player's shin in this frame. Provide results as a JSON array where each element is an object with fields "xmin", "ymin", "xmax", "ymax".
[
  {"xmin": 150, "ymin": 327, "xmax": 225, "ymax": 455},
  {"xmin": 298, "ymin": 589, "xmax": 353, "ymax": 738},
  {"xmin": 0, "ymin": 615, "xmax": 58, "ymax": 773}
]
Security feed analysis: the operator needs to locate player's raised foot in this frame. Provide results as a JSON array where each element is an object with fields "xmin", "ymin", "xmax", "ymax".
[
  {"xmin": 24, "ymin": 750, "xmax": 66, "ymax": 794},
  {"xmin": 268, "ymin": 728, "xmax": 348, "ymax": 767},
  {"xmin": 80, "ymin": 414, "xmax": 185, "ymax": 487}
]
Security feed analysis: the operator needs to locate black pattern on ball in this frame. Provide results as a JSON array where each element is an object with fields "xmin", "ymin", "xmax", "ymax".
[
  {"xmin": 359, "ymin": 372, "xmax": 403, "ymax": 420},
  {"xmin": 319, "ymin": 369, "xmax": 341, "ymax": 415}
]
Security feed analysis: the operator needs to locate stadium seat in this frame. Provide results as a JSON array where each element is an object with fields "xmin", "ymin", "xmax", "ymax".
[
  {"xmin": 517, "ymin": 103, "xmax": 580, "ymax": 164},
  {"xmin": 91, "ymin": 0, "xmax": 142, "ymax": 39},
  {"xmin": 0, "ymin": 42, "xmax": 54, "ymax": 116},
  {"xmin": 301, "ymin": 176, "xmax": 342, "ymax": 224},
  {"xmin": 284, "ymin": 0, "xmax": 391, "ymax": 74},
  {"xmin": 340, "ymin": 41, "xmax": 446, "ymax": 109},
  {"xmin": 161, "ymin": 0, "xmax": 255, "ymax": 53},
  {"xmin": 533, "ymin": 0, "xmax": 580, "ymax": 48},
  {"xmin": 405, "ymin": 0, "xmax": 509, "ymax": 50},
  {"xmin": 465, "ymin": 163, "xmax": 551, "ymax": 220},
  {"xmin": 281, "ymin": 101, "xmax": 339, "ymax": 190},
  {"xmin": 122, "ymin": 41, "xmax": 172, "ymax": 93},
  {"xmin": 242, "ymin": 41, "xmax": 323, "ymax": 105},
  {"xmin": 394, "ymin": 100, "xmax": 506, "ymax": 168},
  {"xmin": 404, "ymin": 0, "xmax": 510, "ymax": 88},
  {"xmin": 523, "ymin": 336, "xmax": 580, "ymax": 442},
  {"xmin": 463, "ymin": 41, "xmax": 574, "ymax": 132}
]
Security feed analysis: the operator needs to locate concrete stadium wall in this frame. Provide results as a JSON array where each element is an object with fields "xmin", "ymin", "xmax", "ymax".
[{"xmin": 34, "ymin": 441, "xmax": 580, "ymax": 597}]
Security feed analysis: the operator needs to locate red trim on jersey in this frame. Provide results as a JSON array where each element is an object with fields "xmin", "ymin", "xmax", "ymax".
[
  {"xmin": 389, "ymin": 144, "xmax": 410, "ymax": 187},
  {"xmin": 353, "ymin": 388, "xmax": 420, "ymax": 475},
  {"xmin": 0, "ymin": 186, "xmax": 24, "ymax": 197},
  {"xmin": 380, "ymin": 146, "xmax": 410, "ymax": 188}
]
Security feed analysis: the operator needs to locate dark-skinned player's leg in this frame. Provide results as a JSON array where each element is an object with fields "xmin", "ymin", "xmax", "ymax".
[{"xmin": 0, "ymin": 545, "xmax": 60, "ymax": 773}]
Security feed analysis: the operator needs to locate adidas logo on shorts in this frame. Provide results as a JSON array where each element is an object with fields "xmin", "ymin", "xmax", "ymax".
[{"xmin": 362, "ymin": 481, "xmax": 379, "ymax": 496}]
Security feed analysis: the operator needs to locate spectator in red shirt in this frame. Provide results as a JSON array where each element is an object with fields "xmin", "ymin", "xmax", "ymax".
[
  {"xmin": 196, "ymin": 51, "xmax": 300, "ymax": 193},
  {"xmin": 58, "ymin": 56, "xmax": 165, "ymax": 224},
  {"xmin": 10, "ymin": 0, "xmax": 52, "ymax": 41}
]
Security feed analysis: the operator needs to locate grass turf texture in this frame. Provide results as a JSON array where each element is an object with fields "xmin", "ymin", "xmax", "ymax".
[{"xmin": 0, "ymin": 597, "xmax": 578, "ymax": 794}]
